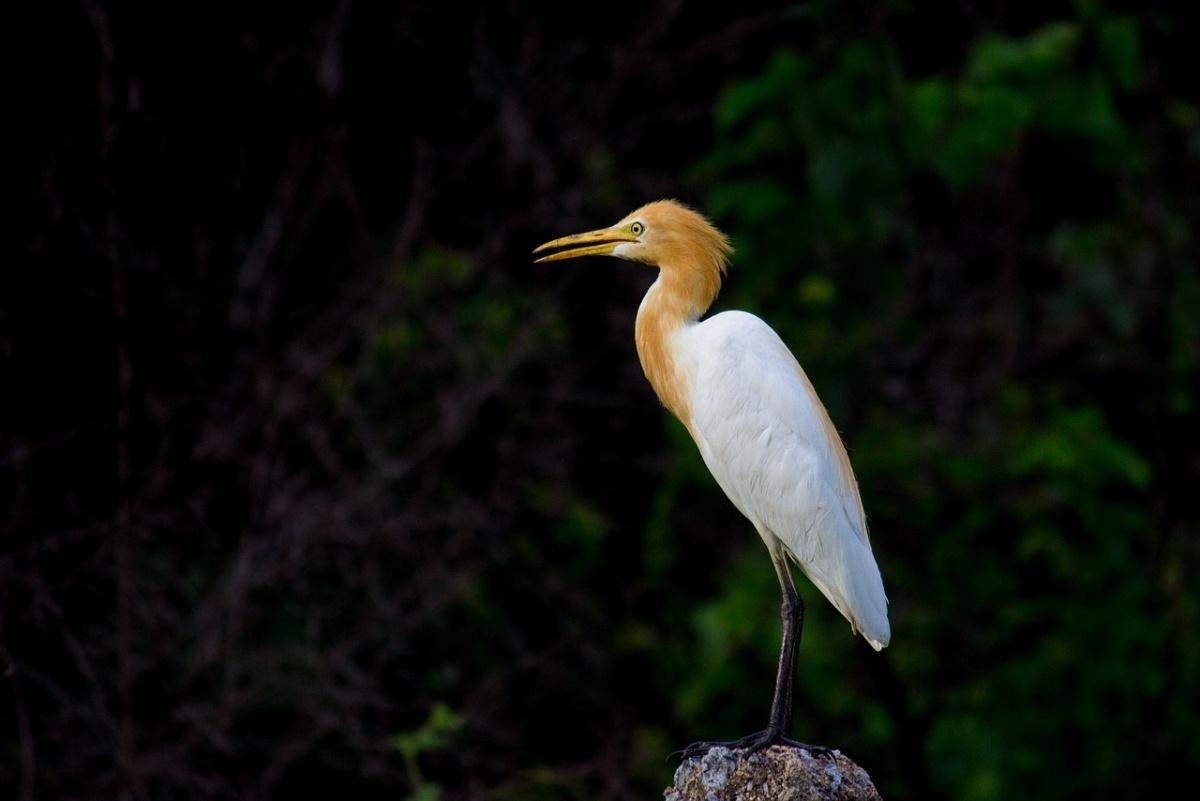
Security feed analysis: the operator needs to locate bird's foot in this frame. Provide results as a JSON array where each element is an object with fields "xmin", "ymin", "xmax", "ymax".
[{"xmin": 674, "ymin": 728, "xmax": 835, "ymax": 761}]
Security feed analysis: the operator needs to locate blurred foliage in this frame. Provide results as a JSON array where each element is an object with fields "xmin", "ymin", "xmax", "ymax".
[
  {"xmin": 390, "ymin": 703, "xmax": 463, "ymax": 801},
  {"xmin": 673, "ymin": 4, "xmax": 1199, "ymax": 800}
]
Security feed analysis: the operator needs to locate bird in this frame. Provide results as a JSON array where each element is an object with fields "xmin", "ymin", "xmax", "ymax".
[{"xmin": 533, "ymin": 200, "xmax": 889, "ymax": 757}]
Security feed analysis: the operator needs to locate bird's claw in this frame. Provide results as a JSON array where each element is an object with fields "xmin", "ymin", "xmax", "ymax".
[
  {"xmin": 779, "ymin": 737, "xmax": 834, "ymax": 758},
  {"xmin": 673, "ymin": 729, "xmax": 835, "ymax": 761}
]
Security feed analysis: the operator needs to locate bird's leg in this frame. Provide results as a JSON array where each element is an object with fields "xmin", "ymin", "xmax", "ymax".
[
  {"xmin": 677, "ymin": 548, "xmax": 832, "ymax": 760},
  {"xmin": 769, "ymin": 549, "xmax": 802, "ymax": 736},
  {"xmin": 768, "ymin": 551, "xmax": 832, "ymax": 755}
]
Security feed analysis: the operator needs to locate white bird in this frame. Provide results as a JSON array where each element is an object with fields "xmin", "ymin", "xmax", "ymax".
[{"xmin": 534, "ymin": 200, "xmax": 889, "ymax": 756}]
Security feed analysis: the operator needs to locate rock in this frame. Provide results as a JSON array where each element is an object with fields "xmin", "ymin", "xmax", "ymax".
[{"xmin": 664, "ymin": 746, "xmax": 882, "ymax": 801}]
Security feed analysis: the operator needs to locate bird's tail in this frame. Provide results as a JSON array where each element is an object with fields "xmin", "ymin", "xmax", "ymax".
[{"xmin": 791, "ymin": 528, "xmax": 890, "ymax": 651}]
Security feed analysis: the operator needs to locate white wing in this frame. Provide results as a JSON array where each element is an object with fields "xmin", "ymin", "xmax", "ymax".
[{"xmin": 679, "ymin": 311, "xmax": 890, "ymax": 650}]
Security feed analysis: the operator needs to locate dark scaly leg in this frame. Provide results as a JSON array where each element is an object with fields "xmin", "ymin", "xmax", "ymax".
[
  {"xmin": 770, "ymin": 545, "xmax": 800, "ymax": 734},
  {"xmin": 677, "ymin": 545, "xmax": 831, "ymax": 760}
]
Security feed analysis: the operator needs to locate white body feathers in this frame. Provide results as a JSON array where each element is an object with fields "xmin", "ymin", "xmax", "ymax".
[{"xmin": 666, "ymin": 306, "xmax": 891, "ymax": 650}]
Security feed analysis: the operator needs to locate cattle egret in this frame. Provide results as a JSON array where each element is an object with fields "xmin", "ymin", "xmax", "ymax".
[{"xmin": 533, "ymin": 200, "xmax": 889, "ymax": 756}]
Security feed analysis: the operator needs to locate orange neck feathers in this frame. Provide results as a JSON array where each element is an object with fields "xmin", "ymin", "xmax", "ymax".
[{"xmin": 630, "ymin": 202, "xmax": 732, "ymax": 430}]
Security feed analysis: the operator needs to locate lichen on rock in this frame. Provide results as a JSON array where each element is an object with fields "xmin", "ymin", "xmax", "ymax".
[{"xmin": 664, "ymin": 745, "xmax": 882, "ymax": 801}]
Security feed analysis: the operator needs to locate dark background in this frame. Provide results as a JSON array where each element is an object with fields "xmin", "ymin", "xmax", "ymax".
[{"xmin": 4, "ymin": 1, "xmax": 1199, "ymax": 799}]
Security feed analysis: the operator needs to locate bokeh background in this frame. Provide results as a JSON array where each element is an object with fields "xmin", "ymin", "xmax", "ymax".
[{"xmin": 5, "ymin": 1, "xmax": 1199, "ymax": 799}]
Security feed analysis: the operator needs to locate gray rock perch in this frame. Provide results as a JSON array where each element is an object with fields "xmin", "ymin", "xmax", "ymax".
[{"xmin": 665, "ymin": 746, "xmax": 882, "ymax": 801}]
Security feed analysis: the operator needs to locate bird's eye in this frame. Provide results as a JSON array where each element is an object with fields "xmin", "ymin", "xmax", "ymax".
[{"xmin": 631, "ymin": 222, "xmax": 645, "ymax": 236}]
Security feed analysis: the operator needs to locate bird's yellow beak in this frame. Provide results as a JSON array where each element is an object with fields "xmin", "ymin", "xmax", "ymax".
[{"xmin": 532, "ymin": 227, "xmax": 638, "ymax": 263}]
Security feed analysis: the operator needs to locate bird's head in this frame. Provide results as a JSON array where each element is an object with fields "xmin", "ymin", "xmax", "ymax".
[{"xmin": 533, "ymin": 199, "xmax": 733, "ymax": 283}]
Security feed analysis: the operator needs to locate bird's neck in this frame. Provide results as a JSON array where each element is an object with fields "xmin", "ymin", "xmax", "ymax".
[{"xmin": 634, "ymin": 265, "xmax": 720, "ymax": 431}]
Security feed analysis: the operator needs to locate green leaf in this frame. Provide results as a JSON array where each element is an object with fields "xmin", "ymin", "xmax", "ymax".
[
  {"xmin": 389, "ymin": 703, "xmax": 463, "ymax": 759},
  {"xmin": 1098, "ymin": 17, "xmax": 1141, "ymax": 90},
  {"xmin": 965, "ymin": 23, "xmax": 1078, "ymax": 84},
  {"xmin": 938, "ymin": 84, "xmax": 1034, "ymax": 185},
  {"xmin": 715, "ymin": 50, "xmax": 808, "ymax": 131}
]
